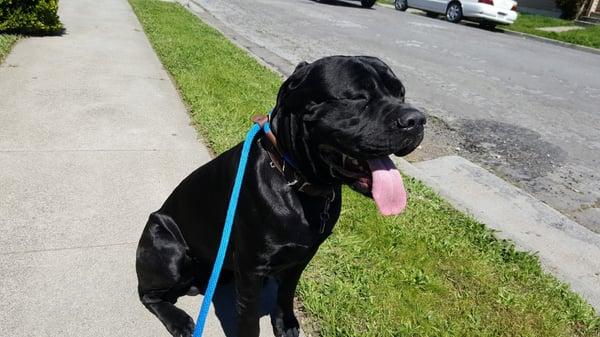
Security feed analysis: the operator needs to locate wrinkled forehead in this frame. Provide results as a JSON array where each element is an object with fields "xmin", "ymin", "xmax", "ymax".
[{"xmin": 311, "ymin": 57, "xmax": 406, "ymax": 100}]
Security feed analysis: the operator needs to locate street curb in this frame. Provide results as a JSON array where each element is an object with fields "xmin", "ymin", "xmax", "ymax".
[
  {"xmin": 500, "ymin": 28, "xmax": 600, "ymax": 56},
  {"xmin": 175, "ymin": 0, "xmax": 296, "ymax": 78}
]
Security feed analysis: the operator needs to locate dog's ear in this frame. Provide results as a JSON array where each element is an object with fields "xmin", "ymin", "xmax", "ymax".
[
  {"xmin": 295, "ymin": 61, "xmax": 309, "ymax": 70},
  {"xmin": 286, "ymin": 61, "xmax": 311, "ymax": 90},
  {"xmin": 272, "ymin": 61, "xmax": 313, "ymax": 130},
  {"xmin": 273, "ymin": 61, "xmax": 314, "ymax": 117}
]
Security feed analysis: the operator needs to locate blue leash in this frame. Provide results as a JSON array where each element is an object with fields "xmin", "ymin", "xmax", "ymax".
[{"xmin": 192, "ymin": 119, "xmax": 265, "ymax": 337}]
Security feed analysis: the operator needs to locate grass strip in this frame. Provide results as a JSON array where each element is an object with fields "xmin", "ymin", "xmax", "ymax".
[
  {"xmin": 0, "ymin": 34, "xmax": 19, "ymax": 63},
  {"xmin": 505, "ymin": 13, "xmax": 600, "ymax": 50},
  {"xmin": 128, "ymin": 0, "xmax": 600, "ymax": 336}
]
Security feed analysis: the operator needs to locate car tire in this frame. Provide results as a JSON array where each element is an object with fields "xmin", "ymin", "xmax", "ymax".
[
  {"xmin": 445, "ymin": 2, "xmax": 462, "ymax": 23},
  {"xmin": 425, "ymin": 11, "xmax": 438, "ymax": 17},
  {"xmin": 394, "ymin": 0, "xmax": 408, "ymax": 11},
  {"xmin": 361, "ymin": 0, "xmax": 376, "ymax": 8}
]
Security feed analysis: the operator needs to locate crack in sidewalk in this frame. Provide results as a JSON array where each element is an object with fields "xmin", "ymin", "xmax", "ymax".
[{"xmin": 0, "ymin": 241, "xmax": 137, "ymax": 256}]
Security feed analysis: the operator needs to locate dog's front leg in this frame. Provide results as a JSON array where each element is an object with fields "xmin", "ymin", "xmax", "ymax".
[
  {"xmin": 272, "ymin": 261, "xmax": 311, "ymax": 337},
  {"xmin": 234, "ymin": 267, "xmax": 263, "ymax": 337}
]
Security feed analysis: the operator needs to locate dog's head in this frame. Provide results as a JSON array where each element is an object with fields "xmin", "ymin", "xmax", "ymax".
[{"xmin": 271, "ymin": 55, "xmax": 425, "ymax": 215}]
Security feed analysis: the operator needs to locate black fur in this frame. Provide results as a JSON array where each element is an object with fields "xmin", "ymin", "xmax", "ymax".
[{"xmin": 136, "ymin": 55, "xmax": 425, "ymax": 337}]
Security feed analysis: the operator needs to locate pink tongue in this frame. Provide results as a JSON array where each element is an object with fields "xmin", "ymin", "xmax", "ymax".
[{"xmin": 367, "ymin": 157, "xmax": 407, "ymax": 216}]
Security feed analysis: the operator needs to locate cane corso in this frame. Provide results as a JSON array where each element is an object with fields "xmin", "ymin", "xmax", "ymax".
[{"xmin": 136, "ymin": 55, "xmax": 425, "ymax": 337}]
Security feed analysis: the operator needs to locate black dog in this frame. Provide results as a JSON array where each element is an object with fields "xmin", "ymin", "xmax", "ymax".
[{"xmin": 136, "ymin": 55, "xmax": 425, "ymax": 337}]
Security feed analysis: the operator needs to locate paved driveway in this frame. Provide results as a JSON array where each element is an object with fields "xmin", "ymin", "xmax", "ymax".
[{"xmin": 195, "ymin": 0, "xmax": 600, "ymax": 232}]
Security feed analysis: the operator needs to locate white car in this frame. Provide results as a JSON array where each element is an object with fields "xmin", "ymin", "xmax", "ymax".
[{"xmin": 394, "ymin": 0, "xmax": 518, "ymax": 27}]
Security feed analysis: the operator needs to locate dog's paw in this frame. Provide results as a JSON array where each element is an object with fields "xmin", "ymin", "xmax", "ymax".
[
  {"xmin": 273, "ymin": 314, "xmax": 300, "ymax": 337},
  {"xmin": 166, "ymin": 315, "xmax": 195, "ymax": 337}
]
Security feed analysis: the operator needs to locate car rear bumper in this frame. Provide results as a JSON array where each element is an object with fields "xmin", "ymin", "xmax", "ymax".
[{"xmin": 463, "ymin": 3, "xmax": 518, "ymax": 24}]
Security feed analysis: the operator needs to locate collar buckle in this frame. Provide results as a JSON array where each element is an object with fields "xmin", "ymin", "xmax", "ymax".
[{"xmin": 253, "ymin": 114, "xmax": 334, "ymax": 198}]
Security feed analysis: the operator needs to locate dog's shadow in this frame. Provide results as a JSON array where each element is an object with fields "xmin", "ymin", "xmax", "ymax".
[{"xmin": 199, "ymin": 278, "xmax": 279, "ymax": 337}]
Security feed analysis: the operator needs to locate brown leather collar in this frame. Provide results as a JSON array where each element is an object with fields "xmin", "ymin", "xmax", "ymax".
[{"xmin": 252, "ymin": 115, "xmax": 333, "ymax": 197}]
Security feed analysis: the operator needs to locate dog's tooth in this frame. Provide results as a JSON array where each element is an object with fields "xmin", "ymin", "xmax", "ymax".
[
  {"xmin": 342, "ymin": 153, "xmax": 347, "ymax": 167},
  {"xmin": 351, "ymin": 158, "xmax": 359, "ymax": 166}
]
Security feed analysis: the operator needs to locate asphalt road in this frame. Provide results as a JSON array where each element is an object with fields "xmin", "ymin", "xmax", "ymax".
[{"xmin": 194, "ymin": 0, "xmax": 600, "ymax": 232}]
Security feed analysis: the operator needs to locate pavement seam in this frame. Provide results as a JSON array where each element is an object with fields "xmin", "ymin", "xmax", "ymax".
[{"xmin": 0, "ymin": 241, "xmax": 138, "ymax": 256}]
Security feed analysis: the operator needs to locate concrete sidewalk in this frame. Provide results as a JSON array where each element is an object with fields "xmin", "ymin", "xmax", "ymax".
[{"xmin": 0, "ymin": 0, "xmax": 276, "ymax": 336}]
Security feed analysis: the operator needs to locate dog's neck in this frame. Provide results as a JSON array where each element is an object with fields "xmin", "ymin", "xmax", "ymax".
[{"xmin": 252, "ymin": 115, "xmax": 334, "ymax": 198}]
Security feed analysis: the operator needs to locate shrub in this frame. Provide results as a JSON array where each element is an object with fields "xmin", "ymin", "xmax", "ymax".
[
  {"xmin": 0, "ymin": 0, "xmax": 62, "ymax": 35},
  {"xmin": 554, "ymin": 0, "xmax": 586, "ymax": 19}
]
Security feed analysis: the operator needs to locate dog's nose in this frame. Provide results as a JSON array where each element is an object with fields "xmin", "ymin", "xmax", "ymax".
[{"xmin": 397, "ymin": 109, "xmax": 426, "ymax": 129}]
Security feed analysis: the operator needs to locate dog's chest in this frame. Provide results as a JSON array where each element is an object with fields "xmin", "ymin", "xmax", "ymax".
[
  {"xmin": 260, "ymin": 226, "xmax": 330, "ymax": 271},
  {"xmin": 256, "ymin": 200, "xmax": 341, "ymax": 272}
]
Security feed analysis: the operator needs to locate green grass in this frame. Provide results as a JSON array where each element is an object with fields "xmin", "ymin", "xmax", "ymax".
[
  {"xmin": 128, "ymin": 0, "xmax": 600, "ymax": 335},
  {"xmin": 129, "ymin": 0, "xmax": 281, "ymax": 154},
  {"xmin": 506, "ymin": 13, "xmax": 600, "ymax": 49},
  {"xmin": 512, "ymin": 12, "xmax": 575, "ymax": 29},
  {"xmin": 0, "ymin": 34, "xmax": 18, "ymax": 63}
]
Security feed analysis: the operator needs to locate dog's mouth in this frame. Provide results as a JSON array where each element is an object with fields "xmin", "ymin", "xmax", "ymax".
[{"xmin": 320, "ymin": 146, "xmax": 407, "ymax": 216}]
